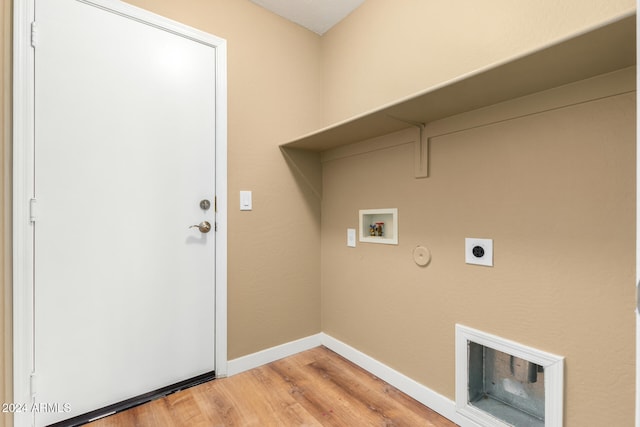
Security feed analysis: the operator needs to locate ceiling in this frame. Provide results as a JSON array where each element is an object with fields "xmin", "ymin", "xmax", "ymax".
[{"xmin": 249, "ymin": 0, "xmax": 366, "ymax": 35}]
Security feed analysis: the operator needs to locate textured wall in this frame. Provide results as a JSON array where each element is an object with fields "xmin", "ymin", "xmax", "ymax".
[
  {"xmin": 1, "ymin": 2, "xmax": 637, "ymax": 426},
  {"xmin": 320, "ymin": 0, "xmax": 636, "ymax": 125},
  {"xmin": 321, "ymin": 70, "xmax": 636, "ymax": 426}
]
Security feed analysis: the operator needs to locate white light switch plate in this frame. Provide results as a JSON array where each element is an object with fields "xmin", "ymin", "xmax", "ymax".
[
  {"xmin": 465, "ymin": 238, "xmax": 493, "ymax": 266},
  {"xmin": 347, "ymin": 228, "xmax": 356, "ymax": 247},
  {"xmin": 240, "ymin": 191, "xmax": 252, "ymax": 211}
]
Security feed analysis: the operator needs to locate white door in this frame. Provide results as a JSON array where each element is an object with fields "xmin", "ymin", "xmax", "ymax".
[{"xmin": 31, "ymin": 1, "xmax": 222, "ymax": 425}]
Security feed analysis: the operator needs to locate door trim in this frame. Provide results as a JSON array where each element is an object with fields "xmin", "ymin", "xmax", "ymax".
[{"xmin": 12, "ymin": 1, "xmax": 228, "ymax": 425}]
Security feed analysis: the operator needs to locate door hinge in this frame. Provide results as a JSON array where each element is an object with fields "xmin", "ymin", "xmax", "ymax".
[
  {"xmin": 214, "ymin": 196, "xmax": 217, "ymax": 213},
  {"xmin": 30, "ymin": 372, "xmax": 37, "ymax": 398},
  {"xmin": 30, "ymin": 22, "xmax": 37, "ymax": 48},
  {"xmin": 29, "ymin": 198, "xmax": 37, "ymax": 223}
]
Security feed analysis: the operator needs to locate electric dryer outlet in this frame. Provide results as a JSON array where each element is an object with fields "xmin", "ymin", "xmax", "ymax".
[{"xmin": 465, "ymin": 238, "xmax": 493, "ymax": 266}]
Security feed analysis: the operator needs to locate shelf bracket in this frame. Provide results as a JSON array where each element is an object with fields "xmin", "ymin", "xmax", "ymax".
[
  {"xmin": 414, "ymin": 125, "xmax": 429, "ymax": 179},
  {"xmin": 388, "ymin": 116, "xmax": 428, "ymax": 178}
]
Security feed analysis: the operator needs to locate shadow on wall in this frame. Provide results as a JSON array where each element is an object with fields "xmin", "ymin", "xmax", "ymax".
[{"xmin": 280, "ymin": 147, "xmax": 323, "ymax": 221}]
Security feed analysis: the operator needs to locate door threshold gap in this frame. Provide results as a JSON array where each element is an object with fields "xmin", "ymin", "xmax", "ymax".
[{"xmin": 47, "ymin": 371, "xmax": 216, "ymax": 427}]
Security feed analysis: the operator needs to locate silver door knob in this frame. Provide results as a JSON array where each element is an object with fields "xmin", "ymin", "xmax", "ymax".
[{"xmin": 189, "ymin": 221, "xmax": 212, "ymax": 233}]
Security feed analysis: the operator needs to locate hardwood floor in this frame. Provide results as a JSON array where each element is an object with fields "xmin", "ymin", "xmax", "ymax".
[{"xmin": 88, "ymin": 346, "xmax": 458, "ymax": 426}]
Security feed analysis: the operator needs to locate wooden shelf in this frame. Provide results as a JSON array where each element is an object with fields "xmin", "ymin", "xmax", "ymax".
[{"xmin": 281, "ymin": 14, "xmax": 636, "ymax": 152}]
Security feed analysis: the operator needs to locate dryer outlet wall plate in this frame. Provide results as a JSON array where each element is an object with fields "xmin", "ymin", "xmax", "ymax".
[{"xmin": 465, "ymin": 238, "xmax": 493, "ymax": 267}]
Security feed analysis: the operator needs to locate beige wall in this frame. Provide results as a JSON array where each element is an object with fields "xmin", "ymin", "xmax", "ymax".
[
  {"xmin": 0, "ymin": 1, "xmax": 637, "ymax": 426},
  {"xmin": 321, "ymin": 69, "xmax": 636, "ymax": 426},
  {"xmin": 318, "ymin": 3, "xmax": 636, "ymax": 425},
  {"xmin": 320, "ymin": 0, "xmax": 636, "ymax": 125}
]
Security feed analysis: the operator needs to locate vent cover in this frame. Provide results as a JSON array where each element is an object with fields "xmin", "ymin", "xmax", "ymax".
[{"xmin": 455, "ymin": 325, "xmax": 564, "ymax": 427}]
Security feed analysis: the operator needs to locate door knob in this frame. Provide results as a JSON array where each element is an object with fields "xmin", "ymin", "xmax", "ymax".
[{"xmin": 189, "ymin": 221, "xmax": 212, "ymax": 233}]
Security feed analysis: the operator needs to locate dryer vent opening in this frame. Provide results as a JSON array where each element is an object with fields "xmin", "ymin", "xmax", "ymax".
[{"xmin": 455, "ymin": 325, "xmax": 564, "ymax": 427}]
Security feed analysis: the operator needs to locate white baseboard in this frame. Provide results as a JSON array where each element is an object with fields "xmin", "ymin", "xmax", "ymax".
[
  {"xmin": 319, "ymin": 333, "xmax": 476, "ymax": 426},
  {"xmin": 226, "ymin": 332, "xmax": 477, "ymax": 426},
  {"xmin": 226, "ymin": 333, "xmax": 322, "ymax": 376}
]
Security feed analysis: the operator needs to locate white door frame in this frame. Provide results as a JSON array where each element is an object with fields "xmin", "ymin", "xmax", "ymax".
[{"xmin": 12, "ymin": 1, "xmax": 227, "ymax": 424}]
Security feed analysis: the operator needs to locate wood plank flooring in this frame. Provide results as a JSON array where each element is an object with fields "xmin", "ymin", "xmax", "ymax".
[{"xmin": 88, "ymin": 346, "xmax": 459, "ymax": 426}]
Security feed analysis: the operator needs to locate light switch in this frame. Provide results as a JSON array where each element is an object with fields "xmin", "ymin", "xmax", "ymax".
[
  {"xmin": 240, "ymin": 191, "xmax": 252, "ymax": 211},
  {"xmin": 347, "ymin": 228, "xmax": 356, "ymax": 247}
]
